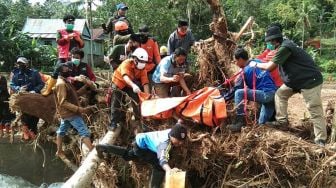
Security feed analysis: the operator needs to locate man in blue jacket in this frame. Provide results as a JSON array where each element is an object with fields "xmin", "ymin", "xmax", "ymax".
[
  {"xmin": 10, "ymin": 57, "xmax": 44, "ymax": 140},
  {"xmin": 96, "ymin": 124, "xmax": 188, "ymax": 188},
  {"xmin": 228, "ymin": 48, "xmax": 277, "ymax": 132}
]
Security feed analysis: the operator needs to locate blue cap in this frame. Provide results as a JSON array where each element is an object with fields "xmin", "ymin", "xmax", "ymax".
[{"xmin": 116, "ymin": 3, "xmax": 128, "ymax": 10}]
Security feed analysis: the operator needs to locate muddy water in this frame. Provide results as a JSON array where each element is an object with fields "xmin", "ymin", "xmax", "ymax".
[{"xmin": 0, "ymin": 140, "xmax": 73, "ymax": 187}]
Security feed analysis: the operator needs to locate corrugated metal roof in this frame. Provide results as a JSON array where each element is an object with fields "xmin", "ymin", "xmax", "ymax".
[
  {"xmin": 27, "ymin": 33, "xmax": 56, "ymax": 38},
  {"xmin": 22, "ymin": 18, "xmax": 91, "ymax": 39}
]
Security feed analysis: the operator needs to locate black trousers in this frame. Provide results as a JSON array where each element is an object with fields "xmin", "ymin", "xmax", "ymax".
[
  {"xmin": 129, "ymin": 144, "xmax": 165, "ymax": 188},
  {"xmin": 97, "ymin": 143, "xmax": 165, "ymax": 188},
  {"xmin": 110, "ymin": 84, "xmax": 140, "ymax": 127}
]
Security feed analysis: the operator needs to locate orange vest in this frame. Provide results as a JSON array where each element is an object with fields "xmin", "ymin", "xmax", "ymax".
[
  {"xmin": 112, "ymin": 59, "xmax": 149, "ymax": 89},
  {"xmin": 141, "ymin": 39, "xmax": 161, "ymax": 72}
]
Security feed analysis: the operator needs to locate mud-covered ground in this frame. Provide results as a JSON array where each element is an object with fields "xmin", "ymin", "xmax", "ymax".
[{"xmin": 288, "ymin": 82, "xmax": 335, "ymax": 126}]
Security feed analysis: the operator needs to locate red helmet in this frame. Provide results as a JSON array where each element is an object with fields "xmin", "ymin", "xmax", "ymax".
[{"xmin": 114, "ymin": 21, "xmax": 128, "ymax": 31}]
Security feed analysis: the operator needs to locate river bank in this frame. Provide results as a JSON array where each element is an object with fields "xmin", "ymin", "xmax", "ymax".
[{"xmin": 0, "ymin": 141, "xmax": 73, "ymax": 186}]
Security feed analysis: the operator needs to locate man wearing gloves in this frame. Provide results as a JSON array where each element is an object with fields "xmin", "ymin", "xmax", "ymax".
[
  {"xmin": 96, "ymin": 123, "xmax": 188, "ymax": 188},
  {"xmin": 109, "ymin": 48, "xmax": 150, "ymax": 130},
  {"xmin": 10, "ymin": 57, "xmax": 45, "ymax": 140}
]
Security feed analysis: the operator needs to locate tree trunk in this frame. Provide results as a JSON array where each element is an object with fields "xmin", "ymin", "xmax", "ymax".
[
  {"xmin": 194, "ymin": 0, "xmax": 238, "ymax": 87},
  {"xmin": 62, "ymin": 127, "xmax": 121, "ymax": 188}
]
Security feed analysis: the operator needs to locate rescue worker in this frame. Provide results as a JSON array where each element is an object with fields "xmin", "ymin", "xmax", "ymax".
[
  {"xmin": 112, "ymin": 21, "xmax": 132, "ymax": 46},
  {"xmin": 228, "ymin": 48, "xmax": 277, "ymax": 132},
  {"xmin": 250, "ymin": 26, "xmax": 327, "ymax": 146},
  {"xmin": 109, "ymin": 48, "xmax": 150, "ymax": 131},
  {"xmin": 96, "ymin": 123, "xmax": 187, "ymax": 188},
  {"xmin": 67, "ymin": 47, "xmax": 96, "ymax": 91},
  {"xmin": 138, "ymin": 25, "xmax": 161, "ymax": 74},
  {"xmin": 107, "ymin": 33, "xmax": 141, "ymax": 70},
  {"xmin": 54, "ymin": 63, "xmax": 95, "ymax": 158},
  {"xmin": 103, "ymin": 2, "xmax": 133, "ymax": 45},
  {"xmin": 66, "ymin": 48, "xmax": 97, "ymax": 105},
  {"xmin": 167, "ymin": 19, "xmax": 195, "ymax": 55},
  {"xmin": 256, "ymin": 23, "xmax": 283, "ymax": 88},
  {"xmin": 10, "ymin": 57, "xmax": 44, "ymax": 140},
  {"xmin": 160, "ymin": 45, "xmax": 168, "ymax": 59},
  {"xmin": 42, "ymin": 14, "xmax": 84, "ymax": 96},
  {"xmin": 152, "ymin": 47, "xmax": 191, "ymax": 98}
]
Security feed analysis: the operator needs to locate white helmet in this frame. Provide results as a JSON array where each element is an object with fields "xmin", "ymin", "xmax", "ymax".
[
  {"xmin": 17, "ymin": 57, "xmax": 29, "ymax": 64},
  {"xmin": 132, "ymin": 48, "xmax": 148, "ymax": 62}
]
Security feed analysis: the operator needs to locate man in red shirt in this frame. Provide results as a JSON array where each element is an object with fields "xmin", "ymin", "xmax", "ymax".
[
  {"xmin": 256, "ymin": 46, "xmax": 283, "ymax": 88},
  {"xmin": 43, "ymin": 14, "xmax": 85, "ymax": 96}
]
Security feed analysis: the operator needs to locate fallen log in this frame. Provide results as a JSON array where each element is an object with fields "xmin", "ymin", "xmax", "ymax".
[{"xmin": 62, "ymin": 126, "xmax": 121, "ymax": 188}]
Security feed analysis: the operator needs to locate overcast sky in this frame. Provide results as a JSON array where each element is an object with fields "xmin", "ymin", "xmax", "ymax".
[
  {"xmin": 28, "ymin": 0, "xmax": 102, "ymax": 9},
  {"xmin": 28, "ymin": 0, "xmax": 45, "ymax": 4}
]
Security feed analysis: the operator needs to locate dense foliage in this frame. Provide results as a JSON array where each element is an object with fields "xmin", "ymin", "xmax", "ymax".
[{"xmin": 0, "ymin": 0, "xmax": 335, "ymax": 73}]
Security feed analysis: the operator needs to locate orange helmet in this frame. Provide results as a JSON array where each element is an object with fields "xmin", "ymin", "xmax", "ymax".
[{"xmin": 114, "ymin": 21, "xmax": 129, "ymax": 31}]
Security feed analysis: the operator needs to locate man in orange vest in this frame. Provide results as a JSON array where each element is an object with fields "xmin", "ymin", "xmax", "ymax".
[
  {"xmin": 138, "ymin": 25, "xmax": 161, "ymax": 74},
  {"xmin": 42, "ymin": 14, "xmax": 85, "ymax": 96},
  {"xmin": 109, "ymin": 48, "xmax": 150, "ymax": 131}
]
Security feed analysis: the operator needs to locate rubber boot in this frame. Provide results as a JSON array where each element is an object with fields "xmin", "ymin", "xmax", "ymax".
[
  {"xmin": 227, "ymin": 115, "xmax": 246, "ymax": 132},
  {"xmin": 42, "ymin": 78, "xmax": 57, "ymax": 96},
  {"xmin": 22, "ymin": 125, "xmax": 30, "ymax": 140},
  {"xmin": 96, "ymin": 144, "xmax": 128, "ymax": 158}
]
